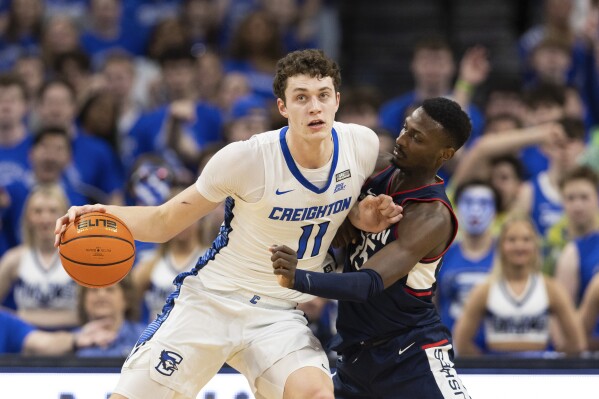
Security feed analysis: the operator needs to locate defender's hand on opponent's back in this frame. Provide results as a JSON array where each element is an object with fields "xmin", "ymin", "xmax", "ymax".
[
  {"xmin": 54, "ymin": 204, "xmax": 107, "ymax": 247},
  {"xmin": 350, "ymin": 194, "xmax": 403, "ymax": 233},
  {"xmin": 270, "ymin": 245, "xmax": 298, "ymax": 288}
]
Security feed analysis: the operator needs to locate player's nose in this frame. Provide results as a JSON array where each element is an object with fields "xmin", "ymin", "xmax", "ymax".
[{"xmin": 309, "ymin": 96, "xmax": 321, "ymax": 112}]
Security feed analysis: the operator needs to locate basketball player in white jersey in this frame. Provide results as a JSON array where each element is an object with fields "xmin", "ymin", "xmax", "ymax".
[{"xmin": 55, "ymin": 49, "xmax": 402, "ymax": 399}]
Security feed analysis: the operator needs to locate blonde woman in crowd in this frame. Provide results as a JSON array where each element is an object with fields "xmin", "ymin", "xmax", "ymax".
[
  {"xmin": 0, "ymin": 184, "xmax": 78, "ymax": 330},
  {"xmin": 132, "ymin": 186, "xmax": 211, "ymax": 322},
  {"xmin": 453, "ymin": 216, "xmax": 585, "ymax": 356}
]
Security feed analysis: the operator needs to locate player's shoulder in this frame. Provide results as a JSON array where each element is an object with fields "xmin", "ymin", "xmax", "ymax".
[
  {"xmin": 333, "ymin": 121, "xmax": 376, "ymax": 136},
  {"xmin": 333, "ymin": 121, "xmax": 378, "ymax": 148}
]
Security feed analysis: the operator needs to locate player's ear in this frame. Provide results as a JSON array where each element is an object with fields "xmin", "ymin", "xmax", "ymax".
[
  {"xmin": 440, "ymin": 147, "xmax": 455, "ymax": 162},
  {"xmin": 277, "ymin": 98, "xmax": 288, "ymax": 119}
]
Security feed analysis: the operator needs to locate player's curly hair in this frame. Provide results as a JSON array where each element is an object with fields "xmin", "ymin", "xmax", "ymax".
[
  {"xmin": 422, "ymin": 97, "xmax": 472, "ymax": 150},
  {"xmin": 272, "ymin": 49, "xmax": 341, "ymax": 103}
]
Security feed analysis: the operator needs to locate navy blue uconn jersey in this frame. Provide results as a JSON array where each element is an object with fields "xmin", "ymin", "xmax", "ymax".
[{"xmin": 333, "ymin": 165, "xmax": 458, "ymax": 351}]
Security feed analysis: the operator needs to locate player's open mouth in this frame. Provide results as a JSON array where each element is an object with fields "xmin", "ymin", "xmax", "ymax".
[
  {"xmin": 308, "ymin": 120, "xmax": 325, "ymax": 129},
  {"xmin": 393, "ymin": 146, "xmax": 405, "ymax": 158}
]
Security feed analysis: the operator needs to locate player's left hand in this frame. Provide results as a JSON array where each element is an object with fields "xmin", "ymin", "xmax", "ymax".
[
  {"xmin": 351, "ymin": 194, "xmax": 403, "ymax": 233},
  {"xmin": 270, "ymin": 245, "xmax": 298, "ymax": 289}
]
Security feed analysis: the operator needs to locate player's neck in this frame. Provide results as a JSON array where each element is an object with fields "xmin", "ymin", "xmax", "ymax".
[
  {"xmin": 286, "ymin": 132, "xmax": 334, "ymax": 169},
  {"xmin": 390, "ymin": 167, "xmax": 437, "ymax": 192}
]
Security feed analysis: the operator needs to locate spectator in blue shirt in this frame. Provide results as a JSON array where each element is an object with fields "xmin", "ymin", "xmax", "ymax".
[
  {"xmin": 0, "ymin": 309, "xmax": 116, "ymax": 355},
  {"xmin": 75, "ymin": 275, "xmax": 145, "ymax": 357}
]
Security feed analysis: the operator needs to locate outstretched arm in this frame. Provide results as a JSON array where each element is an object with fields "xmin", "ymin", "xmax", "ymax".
[
  {"xmin": 54, "ymin": 185, "xmax": 219, "ymax": 246},
  {"xmin": 272, "ymin": 201, "xmax": 453, "ymax": 302}
]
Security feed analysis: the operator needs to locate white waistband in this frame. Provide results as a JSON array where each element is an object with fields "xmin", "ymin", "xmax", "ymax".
[{"xmin": 188, "ymin": 276, "xmax": 298, "ymax": 310}]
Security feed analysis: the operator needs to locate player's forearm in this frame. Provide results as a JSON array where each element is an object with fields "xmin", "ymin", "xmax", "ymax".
[
  {"xmin": 293, "ymin": 268, "xmax": 384, "ymax": 302},
  {"xmin": 105, "ymin": 205, "xmax": 172, "ymax": 243}
]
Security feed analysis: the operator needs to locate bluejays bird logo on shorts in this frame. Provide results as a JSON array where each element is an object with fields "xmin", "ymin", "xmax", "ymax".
[{"xmin": 155, "ymin": 350, "xmax": 183, "ymax": 376}]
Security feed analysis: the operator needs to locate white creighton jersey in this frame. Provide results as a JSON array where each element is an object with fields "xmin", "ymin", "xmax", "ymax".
[
  {"xmin": 14, "ymin": 248, "xmax": 77, "ymax": 311},
  {"xmin": 194, "ymin": 122, "xmax": 378, "ymax": 303},
  {"xmin": 484, "ymin": 273, "xmax": 550, "ymax": 346}
]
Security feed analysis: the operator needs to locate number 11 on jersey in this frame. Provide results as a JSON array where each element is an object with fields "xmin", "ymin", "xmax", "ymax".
[{"xmin": 297, "ymin": 221, "xmax": 330, "ymax": 259}]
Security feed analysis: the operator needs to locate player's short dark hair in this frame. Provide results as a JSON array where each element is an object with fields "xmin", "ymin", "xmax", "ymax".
[
  {"xmin": 454, "ymin": 179, "xmax": 501, "ymax": 212},
  {"xmin": 33, "ymin": 126, "xmax": 71, "ymax": 148},
  {"xmin": 273, "ymin": 49, "xmax": 341, "ymax": 102},
  {"xmin": 559, "ymin": 165, "xmax": 599, "ymax": 191},
  {"xmin": 421, "ymin": 97, "xmax": 471, "ymax": 150}
]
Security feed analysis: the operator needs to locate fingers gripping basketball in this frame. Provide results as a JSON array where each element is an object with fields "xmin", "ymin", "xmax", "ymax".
[{"xmin": 59, "ymin": 212, "xmax": 135, "ymax": 288}]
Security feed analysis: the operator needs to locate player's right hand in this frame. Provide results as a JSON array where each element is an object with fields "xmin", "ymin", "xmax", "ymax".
[
  {"xmin": 270, "ymin": 245, "xmax": 298, "ymax": 288},
  {"xmin": 54, "ymin": 204, "xmax": 107, "ymax": 248}
]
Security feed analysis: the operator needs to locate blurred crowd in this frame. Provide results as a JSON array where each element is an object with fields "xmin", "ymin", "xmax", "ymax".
[{"xmin": 1, "ymin": 0, "xmax": 599, "ymax": 362}]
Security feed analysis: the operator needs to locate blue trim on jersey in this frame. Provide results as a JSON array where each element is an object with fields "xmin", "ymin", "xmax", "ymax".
[
  {"xmin": 135, "ymin": 197, "xmax": 236, "ymax": 345},
  {"xmin": 278, "ymin": 126, "xmax": 339, "ymax": 194}
]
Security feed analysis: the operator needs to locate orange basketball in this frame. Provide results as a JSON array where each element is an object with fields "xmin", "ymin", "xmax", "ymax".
[{"xmin": 59, "ymin": 212, "xmax": 135, "ymax": 288}]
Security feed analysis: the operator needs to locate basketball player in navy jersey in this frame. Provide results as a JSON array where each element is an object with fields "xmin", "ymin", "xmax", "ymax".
[
  {"xmin": 55, "ymin": 49, "xmax": 401, "ymax": 399},
  {"xmin": 272, "ymin": 97, "xmax": 473, "ymax": 398}
]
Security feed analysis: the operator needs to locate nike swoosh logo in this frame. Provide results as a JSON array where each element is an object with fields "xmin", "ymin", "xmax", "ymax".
[
  {"xmin": 305, "ymin": 273, "xmax": 312, "ymax": 290},
  {"xmin": 398, "ymin": 342, "xmax": 415, "ymax": 355},
  {"xmin": 366, "ymin": 188, "xmax": 376, "ymax": 196},
  {"xmin": 276, "ymin": 188, "xmax": 295, "ymax": 195}
]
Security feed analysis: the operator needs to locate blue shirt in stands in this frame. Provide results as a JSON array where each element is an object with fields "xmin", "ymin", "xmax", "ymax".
[
  {"xmin": 574, "ymin": 231, "xmax": 599, "ymax": 338},
  {"xmin": 76, "ymin": 320, "xmax": 146, "ymax": 358},
  {"xmin": 66, "ymin": 129, "xmax": 125, "ymax": 203},
  {"xmin": 127, "ymin": 102, "xmax": 223, "ymax": 169},
  {"xmin": 0, "ymin": 311, "xmax": 34, "ymax": 354},
  {"xmin": 0, "ymin": 135, "xmax": 32, "ymax": 187},
  {"xmin": 436, "ymin": 241, "xmax": 495, "ymax": 348}
]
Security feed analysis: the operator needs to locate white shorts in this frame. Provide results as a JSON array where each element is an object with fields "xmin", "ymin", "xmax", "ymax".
[{"xmin": 113, "ymin": 278, "xmax": 330, "ymax": 399}]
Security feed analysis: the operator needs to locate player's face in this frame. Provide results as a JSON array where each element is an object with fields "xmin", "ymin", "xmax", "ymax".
[
  {"xmin": 277, "ymin": 74, "xmax": 339, "ymax": 142},
  {"xmin": 562, "ymin": 179, "xmax": 599, "ymax": 231},
  {"xmin": 500, "ymin": 221, "xmax": 538, "ymax": 270},
  {"xmin": 392, "ymin": 107, "xmax": 450, "ymax": 171}
]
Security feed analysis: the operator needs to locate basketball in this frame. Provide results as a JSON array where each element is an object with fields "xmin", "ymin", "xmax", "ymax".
[{"xmin": 59, "ymin": 212, "xmax": 135, "ymax": 288}]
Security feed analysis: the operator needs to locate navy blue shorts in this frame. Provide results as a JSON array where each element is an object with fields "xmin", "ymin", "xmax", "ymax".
[{"xmin": 333, "ymin": 324, "xmax": 471, "ymax": 399}]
